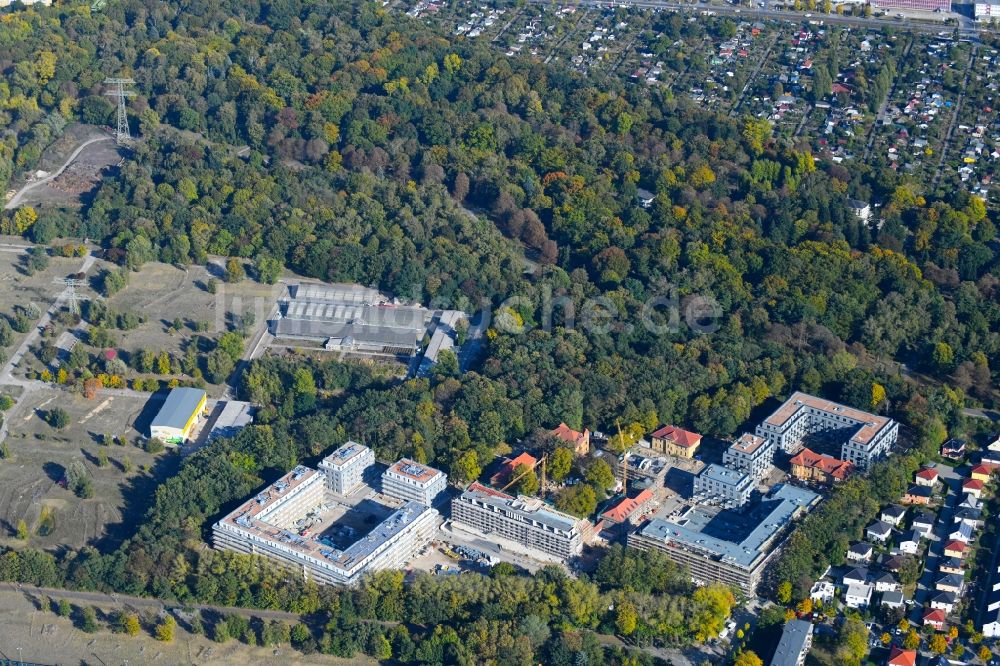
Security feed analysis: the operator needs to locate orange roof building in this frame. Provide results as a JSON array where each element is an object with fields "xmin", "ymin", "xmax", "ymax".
[
  {"xmin": 887, "ymin": 646, "xmax": 917, "ymax": 666},
  {"xmin": 790, "ymin": 448, "xmax": 855, "ymax": 484},
  {"xmin": 600, "ymin": 487, "xmax": 656, "ymax": 525},
  {"xmin": 922, "ymin": 607, "xmax": 947, "ymax": 629},
  {"xmin": 944, "ymin": 540, "xmax": 967, "ymax": 558},
  {"xmin": 971, "ymin": 463, "xmax": 996, "ymax": 482},
  {"xmin": 489, "ymin": 452, "xmax": 538, "ymax": 488},
  {"xmin": 550, "ymin": 423, "xmax": 590, "ymax": 456},
  {"xmin": 650, "ymin": 425, "xmax": 702, "ymax": 459}
]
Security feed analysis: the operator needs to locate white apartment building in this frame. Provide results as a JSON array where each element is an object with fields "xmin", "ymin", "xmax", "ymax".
[
  {"xmin": 722, "ymin": 433, "xmax": 775, "ymax": 481},
  {"xmin": 212, "ymin": 465, "xmax": 438, "ymax": 586},
  {"xmin": 451, "ymin": 483, "xmax": 587, "ymax": 560},
  {"xmin": 382, "ymin": 459, "xmax": 447, "ymax": 506},
  {"xmin": 693, "ymin": 463, "xmax": 754, "ymax": 508},
  {"xmin": 318, "ymin": 442, "xmax": 375, "ymax": 495},
  {"xmin": 755, "ymin": 392, "xmax": 898, "ymax": 469}
]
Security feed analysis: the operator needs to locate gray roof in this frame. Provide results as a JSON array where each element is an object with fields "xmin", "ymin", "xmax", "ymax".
[
  {"xmin": 881, "ymin": 590, "xmax": 905, "ymax": 605},
  {"xmin": 849, "ymin": 542, "xmax": 873, "ymax": 554},
  {"xmin": 699, "ymin": 463, "xmax": 752, "ymax": 488},
  {"xmin": 458, "ymin": 486, "xmax": 582, "ymax": 534},
  {"xmin": 334, "ymin": 501, "xmax": 432, "ymax": 570},
  {"xmin": 844, "ymin": 567, "xmax": 869, "ymax": 583},
  {"xmin": 150, "ymin": 388, "xmax": 206, "ymax": 430},
  {"xmin": 881, "ymin": 504, "xmax": 906, "ymax": 519},
  {"xmin": 636, "ymin": 484, "xmax": 818, "ymax": 569},
  {"xmin": 867, "ymin": 520, "xmax": 892, "ymax": 535},
  {"xmin": 936, "ymin": 573, "xmax": 964, "ymax": 588},
  {"xmin": 913, "ymin": 511, "xmax": 936, "ymax": 525},
  {"xmin": 770, "ymin": 620, "xmax": 812, "ymax": 666}
]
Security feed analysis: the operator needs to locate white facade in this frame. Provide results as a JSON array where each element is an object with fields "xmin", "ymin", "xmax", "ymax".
[
  {"xmin": 722, "ymin": 433, "xmax": 775, "ymax": 481},
  {"xmin": 845, "ymin": 583, "xmax": 872, "ymax": 608},
  {"xmin": 693, "ymin": 464, "xmax": 753, "ymax": 508},
  {"xmin": 382, "ymin": 459, "xmax": 447, "ymax": 506},
  {"xmin": 976, "ymin": 1, "xmax": 1000, "ymax": 20},
  {"xmin": 318, "ymin": 442, "xmax": 374, "ymax": 495}
]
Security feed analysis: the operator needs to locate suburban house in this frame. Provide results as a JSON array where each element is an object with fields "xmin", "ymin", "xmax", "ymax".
[
  {"xmin": 550, "ymin": 423, "xmax": 591, "ymax": 457},
  {"xmin": 881, "ymin": 590, "xmax": 905, "ymax": 610},
  {"xmin": 941, "ymin": 439, "xmax": 966, "ymax": 459},
  {"xmin": 882, "ymin": 554, "xmax": 907, "ymax": 573},
  {"xmin": 880, "ymin": 504, "xmax": 907, "ymax": 527},
  {"xmin": 914, "ymin": 467, "xmax": 939, "ymax": 487},
  {"xmin": 902, "ymin": 485, "xmax": 932, "ymax": 505},
  {"xmin": 944, "ymin": 540, "xmax": 968, "ymax": 558},
  {"xmin": 939, "ymin": 557, "xmax": 964, "ymax": 576},
  {"xmin": 844, "ymin": 583, "xmax": 872, "ymax": 609},
  {"xmin": 873, "ymin": 572, "xmax": 900, "ymax": 593},
  {"xmin": 649, "ymin": 425, "xmax": 701, "ymax": 459},
  {"xmin": 635, "ymin": 188, "xmax": 656, "ymax": 208},
  {"xmin": 847, "ymin": 542, "xmax": 874, "ymax": 563},
  {"xmin": 887, "ymin": 646, "xmax": 917, "ymax": 666},
  {"xmin": 866, "ymin": 520, "xmax": 893, "ymax": 543},
  {"xmin": 897, "ymin": 530, "xmax": 921, "ymax": 555},
  {"xmin": 847, "ymin": 198, "xmax": 872, "ymax": 224},
  {"xmin": 970, "ymin": 463, "xmax": 996, "ymax": 483},
  {"xmin": 963, "ymin": 478, "xmax": 985, "ymax": 499},
  {"xmin": 935, "ymin": 573, "xmax": 964, "ymax": 594},
  {"xmin": 810, "ymin": 581, "xmax": 835, "ymax": 604},
  {"xmin": 923, "ymin": 607, "xmax": 947, "ymax": 631},
  {"xmin": 949, "ymin": 521, "xmax": 974, "ymax": 544},
  {"xmin": 959, "ymin": 494, "xmax": 981, "ymax": 511},
  {"xmin": 843, "ymin": 568, "xmax": 869, "ymax": 587},
  {"xmin": 911, "ymin": 511, "xmax": 936, "ymax": 535},
  {"xmin": 789, "ymin": 448, "xmax": 854, "ymax": 484},
  {"xmin": 930, "ymin": 591, "xmax": 957, "ymax": 613}
]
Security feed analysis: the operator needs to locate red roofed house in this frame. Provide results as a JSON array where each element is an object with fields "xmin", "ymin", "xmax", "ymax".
[
  {"xmin": 790, "ymin": 448, "xmax": 855, "ymax": 484},
  {"xmin": 915, "ymin": 468, "xmax": 939, "ymax": 487},
  {"xmin": 971, "ymin": 464, "xmax": 996, "ymax": 483},
  {"xmin": 600, "ymin": 487, "xmax": 657, "ymax": 526},
  {"xmin": 922, "ymin": 607, "xmax": 947, "ymax": 631},
  {"xmin": 489, "ymin": 452, "xmax": 537, "ymax": 488},
  {"xmin": 887, "ymin": 646, "xmax": 917, "ymax": 666},
  {"xmin": 944, "ymin": 540, "xmax": 967, "ymax": 558},
  {"xmin": 551, "ymin": 423, "xmax": 590, "ymax": 457},
  {"xmin": 963, "ymin": 478, "xmax": 985, "ymax": 499},
  {"xmin": 650, "ymin": 425, "xmax": 702, "ymax": 459}
]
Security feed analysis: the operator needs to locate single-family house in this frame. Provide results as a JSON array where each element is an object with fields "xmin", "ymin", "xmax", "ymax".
[
  {"xmin": 847, "ymin": 198, "xmax": 872, "ymax": 225},
  {"xmin": 935, "ymin": 573, "xmax": 964, "ymax": 594},
  {"xmin": 866, "ymin": 520, "xmax": 893, "ymax": 543},
  {"xmin": 959, "ymin": 494, "xmax": 981, "ymax": 511},
  {"xmin": 881, "ymin": 590, "xmax": 905, "ymax": 609},
  {"xmin": 930, "ymin": 591, "xmax": 957, "ymax": 613},
  {"xmin": 847, "ymin": 542, "xmax": 874, "ymax": 563},
  {"xmin": 949, "ymin": 521, "xmax": 974, "ymax": 544},
  {"xmin": 873, "ymin": 572, "xmax": 900, "ymax": 593},
  {"xmin": 944, "ymin": 540, "xmax": 968, "ymax": 558},
  {"xmin": 649, "ymin": 425, "xmax": 701, "ymax": 459},
  {"xmin": 550, "ymin": 423, "xmax": 591, "ymax": 457},
  {"xmin": 923, "ymin": 607, "xmax": 947, "ymax": 630},
  {"xmin": 939, "ymin": 557, "xmax": 964, "ymax": 575},
  {"xmin": 882, "ymin": 554, "xmax": 907, "ymax": 573},
  {"xmin": 953, "ymin": 507, "xmax": 982, "ymax": 529},
  {"xmin": 843, "ymin": 567, "xmax": 869, "ymax": 587},
  {"xmin": 635, "ymin": 188, "xmax": 656, "ymax": 209},
  {"xmin": 941, "ymin": 439, "xmax": 966, "ymax": 459},
  {"xmin": 887, "ymin": 646, "xmax": 917, "ymax": 666},
  {"xmin": 845, "ymin": 583, "xmax": 873, "ymax": 609},
  {"xmin": 963, "ymin": 478, "xmax": 985, "ymax": 499},
  {"xmin": 915, "ymin": 467, "xmax": 939, "ymax": 487},
  {"xmin": 897, "ymin": 530, "xmax": 921, "ymax": 555},
  {"xmin": 912, "ymin": 511, "xmax": 936, "ymax": 536},
  {"xmin": 903, "ymin": 485, "xmax": 933, "ymax": 505},
  {"xmin": 880, "ymin": 504, "xmax": 907, "ymax": 527},
  {"xmin": 810, "ymin": 580, "xmax": 835, "ymax": 604},
  {"xmin": 971, "ymin": 463, "xmax": 996, "ymax": 483}
]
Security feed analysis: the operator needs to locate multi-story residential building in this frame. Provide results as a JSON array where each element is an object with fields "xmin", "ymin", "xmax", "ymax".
[
  {"xmin": 755, "ymin": 392, "xmax": 898, "ymax": 469},
  {"xmin": 382, "ymin": 459, "xmax": 447, "ymax": 506},
  {"xmin": 318, "ymin": 442, "xmax": 375, "ymax": 495},
  {"xmin": 722, "ymin": 433, "xmax": 774, "ymax": 481},
  {"xmin": 872, "ymin": 0, "xmax": 950, "ymax": 12},
  {"xmin": 451, "ymin": 483, "xmax": 588, "ymax": 560},
  {"xmin": 628, "ymin": 484, "xmax": 819, "ymax": 593},
  {"xmin": 649, "ymin": 424, "xmax": 702, "ymax": 458},
  {"xmin": 693, "ymin": 464, "xmax": 753, "ymax": 508},
  {"xmin": 771, "ymin": 619, "xmax": 813, "ymax": 666},
  {"xmin": 212, "ymin": 465, "xmax": 438, "ymax": 586}
]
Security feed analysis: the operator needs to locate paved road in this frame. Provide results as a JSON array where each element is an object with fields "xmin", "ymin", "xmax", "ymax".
[
  {"xmin": 908, "ymin": 463, "xmax": 963, "ymax": 625},
  {"xmin": 964, "ymin": 407, "xmax": 999, "ymax": 421},
  {"xmin": 0, "ymin": 583, "xmax": 301, "ymax": 621},
  {"xmin": 4, "ymin": 136, "xmax": 113, "ymax": 210},
  {"xmin": 931, "ymin": 43, "xmax": 977, "ymax": 189}
]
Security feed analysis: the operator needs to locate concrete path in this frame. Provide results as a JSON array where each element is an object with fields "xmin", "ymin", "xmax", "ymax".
[{"xmin": 4, "ymin": 136, "xmax": 113, "ymax": 210}]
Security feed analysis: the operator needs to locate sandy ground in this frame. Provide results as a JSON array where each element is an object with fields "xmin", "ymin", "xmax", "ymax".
[{"xmin": 0, "ymin": 590, "xmax": 373, "ymax": 666}]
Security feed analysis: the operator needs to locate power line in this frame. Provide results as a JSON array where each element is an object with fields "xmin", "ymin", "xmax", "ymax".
[{"xmin": 103, "ymin": 77, "xmax": 136, "ymax": 146}]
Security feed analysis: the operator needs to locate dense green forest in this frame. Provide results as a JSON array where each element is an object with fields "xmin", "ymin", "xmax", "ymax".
[{"xmin": 0, "ymin": 0, "xmax": 998, "ymax": 659}]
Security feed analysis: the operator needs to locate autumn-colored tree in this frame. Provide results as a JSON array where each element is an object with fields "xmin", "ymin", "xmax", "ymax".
[
  {"xmin": 903, "ymin": 629, "xmax": 921, "ymax": 650},
  {"xmin": 929, "ymin": 633, "xmax": 948, "ymax": 654},
  {"xmin": 733, "ymin": 651, "xmax": 763, "ymax": 666},
  {"xmin": 614, "ymin": 601, "xmax": 637, "ymax": 636}
]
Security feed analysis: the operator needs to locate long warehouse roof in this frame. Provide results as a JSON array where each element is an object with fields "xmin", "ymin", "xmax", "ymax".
[{"xmin": 151, "ymin": 387, "xmax": 206, "ymax": 430}]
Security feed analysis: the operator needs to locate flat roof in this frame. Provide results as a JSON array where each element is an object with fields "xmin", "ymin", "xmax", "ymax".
[
  {"xmin": 458, "ymin": 485, "xmax": 585, "ymax": 534},
  {"xmin": 771, "ymin": 620, "xmax": 812, "ymax": 666},
  {"xmin": 729, "ymin": 433, "xmax": 768, "ymax": 455},
  {"xmin": 762, "ymin": 391, "xmax": 895, "ymax": 447},
  {"xmin": 386, "ymin": 459, "xmax": 444, "ymax": 484},
  {"xmin": 699, "ymin": 463, "xmax": 751, "ymax": 487},
  {"xmin": 321, "ymin": 442, "xmax": 372, "ymax": 469},
  {"xmin": 637, "ymin": 484, "xmax": 818, "ymax": 568},
  {"xmin": 212, "ymin": 400, "xmax": 254, "ymax": 434},
  {"xmin": 150, "ymin": 387, "xmax": 206, "ymax": 430}
]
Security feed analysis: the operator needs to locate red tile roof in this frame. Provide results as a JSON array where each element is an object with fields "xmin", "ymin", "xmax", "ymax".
[
  {"xmin": 650, "ymin": 425, "xmax": 701, "ymax": 448},
  {"xmin": 922, "ymin": 608, "xmax": 947, "ymax": 625},
  {"xmin": 551, "ymin": 423, "xmax": 588, "ymax": 445},
  {"xmin": 887, "ymin": 646, "xmax": 917, "ymax": 666},
  {"xmin": 490, "ymin": 453, "xmax": 538, "ymax": 487},
  {"xmin": 971, "ymin": 463, "xmax": 996, "ymax": 476},
  {"xmin": 963, "ymin": 479, "xmax": 985, "ymax": 491},
  {"xmin": 944, "ymin": 540, "xmax": 967, "ymax": 554},
  {"xmin": 916, "ymin": 468, "xmax": 939, "ymax": 480},
  {"xmin": 790, "ymin": 448, "xmax": 855, "ymax": 480},
  {"xmin": 600, "ymin": 488, "xmax": 655, "ymax": 523},
  {"xmin": 467, "ymin": 481, "xmax": 514, "ymax": 499}
]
